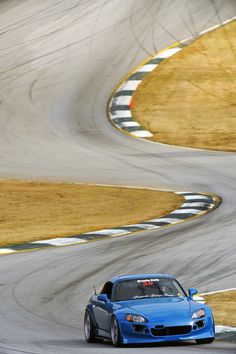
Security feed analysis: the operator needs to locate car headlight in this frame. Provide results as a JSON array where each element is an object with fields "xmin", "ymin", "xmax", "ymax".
[
  {"xmin": 126, "ymin": 314, "xmax": 147, "ymax": 323},
  {"xmin": 192, "ymin": 309, "xmax": 206, "ymax": 319}
]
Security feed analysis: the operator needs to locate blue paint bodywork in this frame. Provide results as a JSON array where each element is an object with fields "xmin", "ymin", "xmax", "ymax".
[{"xmin": 85, "ymin": 274, "xmax": 215, "ymax": 345}]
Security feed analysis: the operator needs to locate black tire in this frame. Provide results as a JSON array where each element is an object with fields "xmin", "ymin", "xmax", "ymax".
[
  {"xmin": 111, "ymin": 317, "xmax": 122, "ymax": 347},
  {"xmin": 84, "ymin": 309, "xmax": 97, "ymax": 343},
  {"xmin": 196, "ymin": 337, "xmax": 215, "ymax": 344}
]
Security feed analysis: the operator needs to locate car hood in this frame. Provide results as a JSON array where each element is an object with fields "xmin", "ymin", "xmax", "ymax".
[{"xmin": 117, "ymin": 297, "xmax": 192, "ymax": 320}]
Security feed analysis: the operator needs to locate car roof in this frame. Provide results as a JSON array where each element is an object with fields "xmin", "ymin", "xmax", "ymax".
[{"xmin": 109, "ymin": 273, "xmax": 175, "ymax": 284}]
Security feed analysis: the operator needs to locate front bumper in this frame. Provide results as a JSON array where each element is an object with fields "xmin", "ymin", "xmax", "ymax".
[{"xmin": 119, "ymin": 316, "xmax": 214, "ymax": 344}]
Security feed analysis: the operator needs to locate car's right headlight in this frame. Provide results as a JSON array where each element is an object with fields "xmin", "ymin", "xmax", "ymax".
[
  {"xmin": 126, "ymin": 314, "xmax": 147, "ymax": 323},
  {"xmin": 192, "ymin": 309, "xmax": 206, "ymax": 319}
]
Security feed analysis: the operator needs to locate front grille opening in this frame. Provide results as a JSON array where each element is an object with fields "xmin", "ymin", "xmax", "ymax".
[
  {"xmin": 196, "ymin": 320, "xmax": 205, "ymax": 328},
  {"xmin": 133, "ymin": 324, "xmax": 147, "ymax": 333},
  {"xmin": 155, "ymin": 325, "xmax": 164, "ymax": 329},
  {"xmin": 151, "ymin": 325, "xmax": 192, "ymax": 336}
]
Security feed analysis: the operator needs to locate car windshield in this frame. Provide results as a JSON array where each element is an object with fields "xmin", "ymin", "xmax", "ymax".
[{"xmin": 114, "ymin": 278, "xmax": 186, "ymax": 301}]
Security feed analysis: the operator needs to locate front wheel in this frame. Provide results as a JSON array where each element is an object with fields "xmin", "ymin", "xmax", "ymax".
[
  {"xmin": 196, "ymin": 337, "xmax": 215, "ymax": 344},
  {"xmin": 111, "ymin": 317, "xmax": 122, "ymax": 347},
  {"xmin": 84, "ymin": 309, "xmax": 97, "ymax": 343}
]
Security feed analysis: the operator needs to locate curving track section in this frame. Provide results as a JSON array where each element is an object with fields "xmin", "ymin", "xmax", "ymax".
[{"xmin": 0, "ymin": 1, "xmax": 236, "ymax": 353}]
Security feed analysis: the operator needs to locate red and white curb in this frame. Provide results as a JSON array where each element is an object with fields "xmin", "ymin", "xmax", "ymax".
[
  {"xmin": 108, "ymin": 17, "xmax": 236, "ymax": 140},
  {"xmin": 0, "ymin": 191, "xmax": 219, "ymax": 255}
]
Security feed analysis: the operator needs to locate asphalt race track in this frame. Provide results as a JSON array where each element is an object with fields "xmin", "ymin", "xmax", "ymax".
[{"xmin": 0, "ymin": 1, "xmax": 236, "ymax": 353}]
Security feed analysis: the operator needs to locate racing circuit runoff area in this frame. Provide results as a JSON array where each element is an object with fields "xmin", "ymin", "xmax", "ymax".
[{"xmin": 0, "ymin": 1, "xmax": 236, "ymax": 354}]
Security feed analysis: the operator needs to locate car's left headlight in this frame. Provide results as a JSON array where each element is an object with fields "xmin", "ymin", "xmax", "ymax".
[
  {"xmin": 126, "ymin": 314, "xmax": 147, "ymax": 323},
  {"xmin": 192, "ymin": 309, "xmax": 206, "ymax": 319}
]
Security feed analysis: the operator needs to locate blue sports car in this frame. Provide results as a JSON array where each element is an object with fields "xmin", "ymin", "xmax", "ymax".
[{"xmin": 84, "ymin": 273, "xmax": 215, "ymax": 346}]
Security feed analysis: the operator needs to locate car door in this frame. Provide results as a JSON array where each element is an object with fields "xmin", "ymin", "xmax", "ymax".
[{"xmin": 93, "ymin": 282, "xmax": 113, "ymax": 332}]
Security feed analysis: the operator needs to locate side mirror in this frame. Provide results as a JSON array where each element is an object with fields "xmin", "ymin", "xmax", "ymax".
[
  {"xmin": 97, "ymin": 294, "xmax": 109, "ymax": 302},
  {"xmin": 188, "ymin": 288, "xmax": 198, "ymax": 298}
]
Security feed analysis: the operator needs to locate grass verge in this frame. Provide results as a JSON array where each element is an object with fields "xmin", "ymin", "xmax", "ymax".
[
  {"xmin": 0, "ymin": 179, "xmax": 183, "ymax": 247},
  {"xmin": 132, "ymin": 21, "xmax": 236, "ymax": 151},
  {"xmin": 204, "ymin": 290, "xmax": 236, "ymax": 327}
]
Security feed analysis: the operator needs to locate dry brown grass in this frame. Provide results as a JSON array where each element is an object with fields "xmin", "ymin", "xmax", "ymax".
[
  {"xmin": 132, "ymin": 21, "xmax": 236, "ymax": 151},
  {"xmin": 0, "ymin": 179, "xmax": 183, "ymax": 246},
  {"xmin": 204, "ymin": 290, "xmax": 236, "ymax": 327}
]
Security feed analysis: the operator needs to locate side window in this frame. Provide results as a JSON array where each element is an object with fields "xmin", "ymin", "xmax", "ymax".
[{"xmin": 100, "ymin": 282, "xmax": 113, "ymax": 299}]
